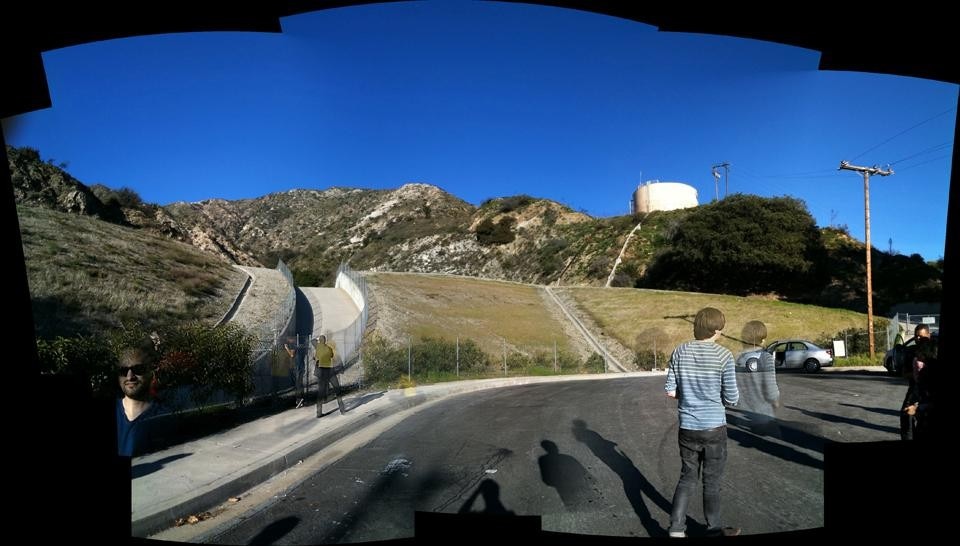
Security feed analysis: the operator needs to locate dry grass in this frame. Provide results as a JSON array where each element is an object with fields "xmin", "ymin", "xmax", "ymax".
[
  {"xmin": 17, "ymin": 205, "xmax": 248, "ymax": 338},
  {"xmin": 367, "ymin": 273, "xmax": 580, "ymax": 356},
  {"xmin": 562, "ymin": 286, "xmax": 871, "ymax": 355}
]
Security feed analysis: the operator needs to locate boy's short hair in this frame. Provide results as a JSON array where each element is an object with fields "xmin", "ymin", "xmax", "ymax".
[
  {"xmin": 741, "ymin": 320, "xmax": 767, "ymax": 346},
  {"xmin": 694, "ymin": 307, "xmax": 725, "ymax": 340}
]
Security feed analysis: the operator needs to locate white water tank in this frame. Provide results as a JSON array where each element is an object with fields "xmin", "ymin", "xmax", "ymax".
[{"xmin": 632, "ymin": 181, "xmax": 698, "ymax": 213}]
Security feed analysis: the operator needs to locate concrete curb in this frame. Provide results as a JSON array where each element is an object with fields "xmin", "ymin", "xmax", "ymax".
[{"xmin": 131, "ymin": 371, "xmax": 662, "ymax": 537}]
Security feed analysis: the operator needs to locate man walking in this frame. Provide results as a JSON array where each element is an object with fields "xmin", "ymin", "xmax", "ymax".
[
  {"xmin": 900, "ymin": 324, "xmax": 932, "ymax": 440},
  {"xmin": 285, "ymin": 335, "xmax": 306, "ymax": 408},
  {"xmin": 314, "ymin": 334, "xmax": 343, "ymax": 418},
  {"xmin": 664, "ymin": 307, "xmax": 740, "ymax": 537}
]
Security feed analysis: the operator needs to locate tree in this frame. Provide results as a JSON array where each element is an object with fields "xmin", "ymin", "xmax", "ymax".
[{"xmin": 640, "ymin": 194, "xmax": 828, "ymax": 298}]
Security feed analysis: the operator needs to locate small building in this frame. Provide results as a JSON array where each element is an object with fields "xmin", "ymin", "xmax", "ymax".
[{"xmin": 631, "ymin": 181, "xmax": 698, "ymax": 214}]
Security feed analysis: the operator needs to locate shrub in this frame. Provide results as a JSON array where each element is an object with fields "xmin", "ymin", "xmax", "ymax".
[
  {"xmin": 363, "ymin": 336, "xmax": 490, "ymax": 384},
  {"xmin": 476, "ymin": 217, "xmax": 517, "ymax": 245},
  {"xmin": 634, "ymin": 349, "xmax": 668, "ymax": 371},
  {"xmin": 584, "ymin": 352, "xmax": 605, "ymax": 373},
  {"xmin": 36, "ymin": 334, "xmax": 116, "ymax": 399}
]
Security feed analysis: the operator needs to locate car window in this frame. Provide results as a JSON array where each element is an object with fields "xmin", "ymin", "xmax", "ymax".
[{"xmin": 769, "ymin": 343, "xmax": 787, "ymax": 353}]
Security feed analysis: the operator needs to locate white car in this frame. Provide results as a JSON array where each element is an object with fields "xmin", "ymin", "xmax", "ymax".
[{"xmin": 736, "ymin": 339, "xmax": 833, "ymax": 373}]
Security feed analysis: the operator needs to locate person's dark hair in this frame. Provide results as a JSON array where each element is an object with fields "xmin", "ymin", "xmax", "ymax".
[
  {"xmin": 694, "ymin": 307, "xmax": 725, "ymax": 340},
  {"xmin": 915, "ymin": 324, "xmax": 930, "ymax": 337},
  {"xmin": 118, "ymin": 335, "xmax": 160, "ymax": 367},
  {"xmin": 741, "ymin": 320, "xmax": 767, "ymax": 346}
]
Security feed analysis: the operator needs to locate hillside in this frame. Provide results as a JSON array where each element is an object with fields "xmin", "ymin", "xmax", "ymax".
[
  {"xmin": 17, "ymin": 204, "xmax": 248, "ymax": 338},
  {"xmin": 560, "ymin": 286, "xmax": 878, "ymax": 364},
  {"xmin": 364, "ymin": 273, "xmax": 880, "ymax": 368},
  {"xmin": 8, "ymin": 145, "xmax": 940, "ymax": 316},
  {"xmin": 366, "ymin": 272, "xmax": 592, "ymax": 359}
]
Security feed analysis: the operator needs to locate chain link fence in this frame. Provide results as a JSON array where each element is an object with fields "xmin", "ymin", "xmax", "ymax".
[
  {"xmin": 333, "ymin": 262, "xmax": 368, "ymax": 370},
  {"xmin": 248, "ymin": 260, "xmax": 297, "ymax": 402},
  {"xmin": 362, "ymin": 333, "xmax": 605, "ymax": 385},
  {"xmin": 885, "ymin": 312, "xmax": 940, "ymax": 350}
]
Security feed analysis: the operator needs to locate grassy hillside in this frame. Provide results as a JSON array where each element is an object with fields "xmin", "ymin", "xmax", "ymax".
[
  {"xmin": 366, "ymin": 273, "xmax": 589, "ymax": 358},
  {"xmin": 17, "ymin": 205, "xmax": 248, "ymax": 338},
  {"xmin": 562, "ymin": 286, "xmax": 881, "ymax": 357}
]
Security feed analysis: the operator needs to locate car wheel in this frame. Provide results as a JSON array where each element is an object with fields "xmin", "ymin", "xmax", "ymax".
[
  {"xmin": 803, "ymin": 359, "xmax": 821, "ymax": 373},
  {"xmin": 746, "ymin": 358, "xmax": 758, "ymax": 372}
]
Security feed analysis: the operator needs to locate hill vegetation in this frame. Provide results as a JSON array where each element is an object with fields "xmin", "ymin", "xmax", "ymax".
[
  {"xmin": 17, "ymin": 204, "xmax": 247, "ymax": 338},
  {"xmin": 8, "ymin": 144, "xmax": 941, "ymax": 338}
]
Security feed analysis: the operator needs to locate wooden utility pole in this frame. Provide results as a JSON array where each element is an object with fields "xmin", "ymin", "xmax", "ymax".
[{"xmin": 839, "ymin": 161, "xmax": 894, "ymax": 359}]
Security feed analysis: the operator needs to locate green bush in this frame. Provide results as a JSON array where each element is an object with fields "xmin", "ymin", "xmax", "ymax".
[
  {"xmin": 363, "ymin": 336, "xmax": 407, "ymax": 383},
  {"xmin": 584, "ymin": 353, "xmax": 605, "ymax": 373},
  {"xmin": 634, "ymin": 349, "xmax": 668, "ymax": 371},
  {"xmin": 36, "ymin": 321, "xmax": 256, "ymax": 407},
  {"xmin": 498, "ymin": 195, "xmax": 534, "ymax": 213},
  {"xmin": 476, "ymin": 217, "xmax": 516, "ymax": 245},
  {"xmin": 36, "ymin": 334, "xmax": 116, "ymax": 399},
  {"xmin": 363, "ymin": 336, "xmax": 491, "ymax": 384},
  {"xmin": 817, "ymin": 322, "xmax": 890, "ymax": 356},
  {"xmin": 833, "ymin": 354, "xmax": 883, "ymax": 367},
  {"xmin": 155, "ymin": 322, "xmax": 256, "ymax": 409}
]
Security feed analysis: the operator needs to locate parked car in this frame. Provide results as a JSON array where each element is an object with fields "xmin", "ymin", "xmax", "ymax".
[{"xmin": 736, "ymin": 339, "xmax": 833, "ymax": 373}]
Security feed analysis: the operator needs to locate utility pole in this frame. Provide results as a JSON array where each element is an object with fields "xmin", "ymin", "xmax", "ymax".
[
  {"xmin": 712, "ymin": 162, "xmax": 730, "ymax": 199},
  {"xmin": 838, "ymin": 160, "xmax": 894, "ymax": 359}
]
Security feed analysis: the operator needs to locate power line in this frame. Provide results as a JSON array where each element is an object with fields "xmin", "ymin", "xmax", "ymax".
[
  {"xmin": 850, "ymin": 106, "xmax": 956, "ymax": 161},
  {"xmin": 889, "ymin": 141, "xmax": 953, "ymax": 165},
  {"xmin": 893, "ymin": 153, "xmax": 953, "ymax": 172}
]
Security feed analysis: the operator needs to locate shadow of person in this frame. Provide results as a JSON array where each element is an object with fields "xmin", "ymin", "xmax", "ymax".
[
  {"xmin": 571, "ymin": 419, "xmax": 672, "ymax": 537},
  {"xmin": 458, "ymin": 479, "xmax": 515, "ymax": 515},
  {"xmin": 538, "ymin": 440, "xmax": 592, "ymax": 509},
  {"xmin": 248, "ymin": 515, "xmax": 300, "ymax": 545},
  {"xmin": 131, "ymin": 452, "xmax": 192, "ymax": 479}
]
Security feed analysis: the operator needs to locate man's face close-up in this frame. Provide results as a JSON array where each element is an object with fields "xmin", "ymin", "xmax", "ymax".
[{"xmin": 118, "ymin": 350, "xmax": 154, "ymax": 400}]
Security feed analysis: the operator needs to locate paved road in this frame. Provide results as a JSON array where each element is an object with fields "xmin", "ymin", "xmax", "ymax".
[{"xmin": 207, "ymin": 372, "xmax": 903, "ymax": 542}]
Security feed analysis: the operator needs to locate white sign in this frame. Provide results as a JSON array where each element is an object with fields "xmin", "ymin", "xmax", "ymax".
[
  {"xmin": 922, "ymin": 316, "xmax": 936, "ymax": 324},
  {"xmin": 832, "ymin": 340, "xmax": 846, "ymax": 358}
]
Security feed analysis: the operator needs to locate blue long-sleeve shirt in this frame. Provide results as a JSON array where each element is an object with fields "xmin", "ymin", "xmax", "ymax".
[{"xmin": 665, "ymin": 340, "xmax": 739, "ymax": 430}]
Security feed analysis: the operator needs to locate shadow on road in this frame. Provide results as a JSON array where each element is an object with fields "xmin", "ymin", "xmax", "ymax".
[
  {"xmin": 784, "ymin": 405, "xmax": 899, "ymax": 435},
  {"xmin": 838, "ymin": 402, "xmax": 900, "ymax": 417},
  {"xmin": 537, "ymin": 439, "xmax": 593, "ymax": 509},
  {"xmin": 458, "ymin": 479, "xmax": 515, "ymax": 515},
  {"xmin": 572, "ymin": 419, "xmax": 674, "ymax": 537},
  {"xmin": 725, "ymin": 412, "xmax": 824, "ymax": 470},
  {"xmin": 249, "ymin": 516, "xmax": 300, "ymax": 545},
  {"xmin": 346, "ymin": 391, "xmax": 386, "ymax": 412}
]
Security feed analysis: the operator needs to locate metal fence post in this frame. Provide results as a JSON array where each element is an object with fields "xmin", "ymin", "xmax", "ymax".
[
  {"xmin": 553, "ymin": 339, "xmax": 557, "ymax": 372},
  {"xmin": 456, "ymin": 335, "xmax": 460, "ymax": 378},
  {"xmin": 408, "ymin": 335, "xmax": 412, "ymax": 381}
]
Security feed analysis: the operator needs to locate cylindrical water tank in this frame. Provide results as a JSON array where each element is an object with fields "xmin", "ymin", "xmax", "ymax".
[{"xmin": 632, "ymin": 181, "xmax": 698, "ymax": 213}]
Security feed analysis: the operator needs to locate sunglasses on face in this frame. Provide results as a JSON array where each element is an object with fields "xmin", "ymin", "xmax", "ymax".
[{"xmin": 118, "ymin": 364, "xmax": 151, "ymax": 377}]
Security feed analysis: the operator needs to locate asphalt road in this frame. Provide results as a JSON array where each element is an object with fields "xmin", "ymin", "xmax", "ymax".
[{"xmin": 208, "ymin": 372, "xmax": 904, "ymax": 543}]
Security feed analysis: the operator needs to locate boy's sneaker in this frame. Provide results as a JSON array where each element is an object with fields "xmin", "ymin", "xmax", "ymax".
[
  {"xmin": 706, "ymin": 527, "xmax": 741, "ymax": 537},
  {"xmin": 669, "ymin": 531, "xmax": 686, "ymax": 538}
]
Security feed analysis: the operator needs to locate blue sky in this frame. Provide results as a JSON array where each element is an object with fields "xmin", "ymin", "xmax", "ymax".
[{"xmin": 3, "ymin": 1, "xmax": 956, "ymax": 260}]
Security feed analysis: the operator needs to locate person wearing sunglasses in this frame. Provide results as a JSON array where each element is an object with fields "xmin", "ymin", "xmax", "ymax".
[{"xmin": 116, "ymin": 336, "xmax": 161, "ymax": 457}]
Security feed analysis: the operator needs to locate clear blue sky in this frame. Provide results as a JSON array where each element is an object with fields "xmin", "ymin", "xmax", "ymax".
[{"xmin": 4, "ymin": 2, "xmax": 956, "ymax": 261}]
